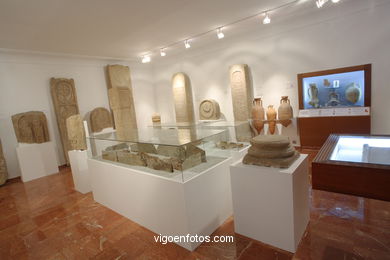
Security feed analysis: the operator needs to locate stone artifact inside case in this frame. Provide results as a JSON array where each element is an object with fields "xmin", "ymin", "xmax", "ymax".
[
  {"xmin": 243, "ymin": 135, "xmax": 299, "ymax": 168},
  {"xmin": 278, "ymin": 96, "xmax": 293, "ymax": 127},
  {"xmin": 50, "ymin": 77, "xmax": 80, "ymax": 164},
  {"xmin": 106, "ymin": 65, "xmax": 138, "ymax": 131},
  {"xmin": 0, "ymin": 139, "xmax": 8, "ymax": 186},
  {"xmin": 66, "ymin": 114, "xmax": 87, "ymax": 151},
  {"xmin": 172, "ymin": 72, "xmax": 195, "ymax": 123},
  {"xmin": 11, "ymin": 111, "xmax": 50, "ymax": 144},
  {"xmin": 88, "ymin": 128, "xmax": 232, "ymax": 180},
  {"xmin": 216, "ymin": 141, "xmax": 244, "ymax": 150},
  {"xmin": 229, "ymin": 64, "xmax": 252, "ymax": 121},
  {"xmin": 199, "ymin": 99, "xmax": 221, "ymax": 120},
  {"xmin": 90, "ymin": 107, "xmax": 113, "ymax": 133},
  {"xmin": 101, "ymin": 142, "xmax": 206, "ymax": 173}
]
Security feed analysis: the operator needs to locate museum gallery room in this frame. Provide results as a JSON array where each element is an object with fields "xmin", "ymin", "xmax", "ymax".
[{"xmin": 1, "ymin": 0, "xmax": 390, "ymax": 259}]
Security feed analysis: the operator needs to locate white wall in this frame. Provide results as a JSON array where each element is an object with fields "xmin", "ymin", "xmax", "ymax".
[
  {"xmin": 0, "ymin": 52, "xmax": 155, "ymax": 179},
  {"xmin": 152, "ymin": 0, "xmax": 390, "ymax": 142}
]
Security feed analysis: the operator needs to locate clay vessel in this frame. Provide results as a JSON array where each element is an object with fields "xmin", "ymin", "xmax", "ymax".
[
  {"xmin": 266, "ymin": 105, "xmax": 277, "ymax": 135},
  {"xmin": 308, "ymin": 84, "xmax": 320, "ymax": 108},
  {"xmin": 345, "ymin": 83, "xmax": 361, "ymax": 104},
  {"xmin": 251, "ymin": 98, "xmax": 265, "ymax": 133},
  {"xmin": 278, "ymin": 96, "xmax": 293, "ymax": 127}
]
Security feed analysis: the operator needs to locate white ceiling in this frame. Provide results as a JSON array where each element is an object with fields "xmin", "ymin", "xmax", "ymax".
[{"xmin": 0, "ymin": 0, "xmax": 295, "ymax": 59}]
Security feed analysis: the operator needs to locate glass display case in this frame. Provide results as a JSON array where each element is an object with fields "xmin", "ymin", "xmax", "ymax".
[
  {"xmin": 88, "ymin": 127, "xmax": 241, "ymax": 182},
  {"xmin": 200, "ymin": 121, "xmax": 253, "ymax": 143},
  {"xmin": 298, "ymin": 64, "xmax": 371, "ymax": 110},
  {"xmin": 302, "ymin": 70, "xmax": 366, "ymax": 109},
  {"xmin": 312, "ymin": 134, "xmax": 390, "ymax": 201},
  {"xmin": 330, "ymin": 135, "xmax": 390, "ymax": 165}
]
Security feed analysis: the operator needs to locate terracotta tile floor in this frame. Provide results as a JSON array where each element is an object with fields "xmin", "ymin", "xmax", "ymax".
[{"xmin": 1, "ymin": 151, "xmax": 390, "ymax": 260}]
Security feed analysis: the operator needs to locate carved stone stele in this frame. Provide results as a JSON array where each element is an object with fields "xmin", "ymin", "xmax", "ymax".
[
  {"xmin": 11, "ymin": 111, "xmax": 50, "ymax": 144},
  {"xmin": 90, "ymin": 107, "xmax": 113, "ymax": 133},
  {"xmin": 172, "ymin": 72, "xmax": 195, "ymax": 123},
  {"xmin": 199, "ymin": 99, "xmax": 220, "ymax": 120},
  {"xmin": 50, "ymin": 78, "xmax": 80, "ymax": 164},
  {"xmin": 0, "ymin": 139, "xmax": 8, "ymax": 186},
  {"xmin": 229, "ymin": 64, "xmax": 252, "ymax": 121},
  {"xmin": 106, "ymin": 64, "xmax": 132, "ymax": 89},
  {"xmin": 106, "ymin": 65, "xmax": 138, "ymax": 131},
  {"xmin": 66, "ymin": 114, "xmax": 87, "ymax": 151}
]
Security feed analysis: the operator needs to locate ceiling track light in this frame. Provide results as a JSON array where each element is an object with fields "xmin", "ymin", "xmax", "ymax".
[
  {"xmin": 263, "ymin": 12, "xmax": 271, "ymax": 24},
  {"xmin": 141, "ymin": 55, "xmax": 151, "ymax": 63},
  {"xmin": 217, "ymin": 28, "xmax": 224, "ymax": 39},
  {"xmin": 140, "ymin": 0, "xmax": 342, "ymax": 61},
  {"xmin": 184, "ymin": 40, "xmax": 191, "ymax": 49},
  {"xmin": 316, "ymin": 0, "xmax": 339, "ymax": 8}
]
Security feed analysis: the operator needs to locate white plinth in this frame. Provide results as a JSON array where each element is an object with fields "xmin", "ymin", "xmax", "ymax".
[
  {"xmin": 230, "ymin": 154, "xmax": 309, "ymax": 253},
  {"xmin": 69, "ymin": 150, "xmax": 91, "ymax": 194},
  {"xmin": 16, "ymin": 142, "xmax": 59, "ymax": 182},
  {"xmin": 89, "ymin": 156, "xmax": 233, "ymax": 251}
]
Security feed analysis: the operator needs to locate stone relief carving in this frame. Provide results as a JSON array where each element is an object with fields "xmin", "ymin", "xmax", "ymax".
[
  {"xmin": 199, "ymin": 99, "xmax": 221, "ymax": 120},
  {"xmin": 90, "ymin": 107, "xmax": 113, "ymax": 133},
  {"xmin": 102, "ymin": 142, "xmax": 206, "ymax": 173},
  {"xmin": 11, "ymin": 111, "xmax": 50, "ymax": 144},
  {"xmin": 0, "ymin": 139, "xmax": 8, "ymax": 186},
  {"xmin": 172, "ymin": 72, "xmax": 195, "ymax": 123},
  {"xmin": 66, "ymin": 114, "xmax": 87, "ymax": 151},
  {"xmin": 50, "ymin": 78, "xmax": 80, "ymax": 164},
  {"xmin": 106, "ymin": 65, "xmax": 138, "ymax": 132},
  {"xmin": 229, "ymin": 64, "xmax": 252, "ymax": 122}
]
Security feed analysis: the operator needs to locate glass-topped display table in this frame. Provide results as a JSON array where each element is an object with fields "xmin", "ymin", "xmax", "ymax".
[
  {"xmin": 312, "ymin": 134, "xmax": 390, "ymax": 201},
  {"xmin": 88, "ymin": 128, "xmax": 235, "ymax": 182},
  {"xmin": 87, "ymin": 127, "xmax": 237, "ymax": 250}
]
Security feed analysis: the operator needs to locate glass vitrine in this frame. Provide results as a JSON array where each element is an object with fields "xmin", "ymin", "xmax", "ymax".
[
  {"xmin": 87, "ymin": 127, "xmax": 234, "ymax": 182},
  {"xmin": 330, "ymin": 135, "xmax": 390, "ymax": 165},
  {"xmin": 312, "ymin": 134, "xmax": 390, "ymax": 201}
]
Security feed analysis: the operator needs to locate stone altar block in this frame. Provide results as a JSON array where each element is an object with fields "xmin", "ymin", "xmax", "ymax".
[{"xmin": 230, "ymin": 154, "xmax": 309, "ymax": 253}]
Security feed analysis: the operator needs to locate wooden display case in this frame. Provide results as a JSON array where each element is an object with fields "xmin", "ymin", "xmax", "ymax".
[
  {"xmin": 297, "ymin": 64, "xmax": 371, "ymax": 148},
  {"xmin": 312, "ymin": 134, "xmax": 390, "ymax": 201}
]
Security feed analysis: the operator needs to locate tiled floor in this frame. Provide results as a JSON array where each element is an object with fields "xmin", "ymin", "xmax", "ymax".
[{"xmin": 0, "ymin": 151, "xmax": 389, "ymax": 260}]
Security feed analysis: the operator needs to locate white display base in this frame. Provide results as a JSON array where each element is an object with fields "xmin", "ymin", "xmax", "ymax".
[
  {"xmin": 230, "ymin": 154, "xmax": 309, "ymax": 253},
  {"xmin": 69, "ymin": 150, "xmax": 91, "ymax": 194},
  {"xmin": 89, "ymin": 156, "xmax": 233, "ymax": 251},
  {"xmin": 16, "ymin": 142, "xmax": 59, "ymax": 182}
]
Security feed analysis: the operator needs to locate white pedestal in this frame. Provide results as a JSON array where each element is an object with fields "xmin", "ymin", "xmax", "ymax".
[
  {"xmin": 69, "ymin": 150, "xmax": 91, "ymax": 194},
  {"xmin": 89, "ymin": 157, "xmax": 233, "ymax": 251},
  {"xmin": 16, "ymin": 142, "xmax": 59, "ymax": 182},
  {"xmin": 230, "ymin": 154, "xmax": 309, "ymax": 253}
]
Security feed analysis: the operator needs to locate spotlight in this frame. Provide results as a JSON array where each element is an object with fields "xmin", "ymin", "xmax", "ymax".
[
  {"xmin": 263, "ymin": 12, "xmax": 271, "ymax": 24},
  {"xmin": 217, "ymin": 28, "xmax": 224, "ymax": 39},
  {"xmin": 160, "ymin": 48, "xmax": 166, "ymax": 57},
  {"xmin": 184, "ymin": 40, "xmax": 191, "ymax": 49},
  {"xmin": 316, "ymin": 0, "xmax": 328, "ymax": 8},
  {"xmin": 141, "ymin": 55, "xmax": 151, "ymax": 63},
  {"xmin": 331, "ymin": 0, "xmax": 340, "ymax": 3}
]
